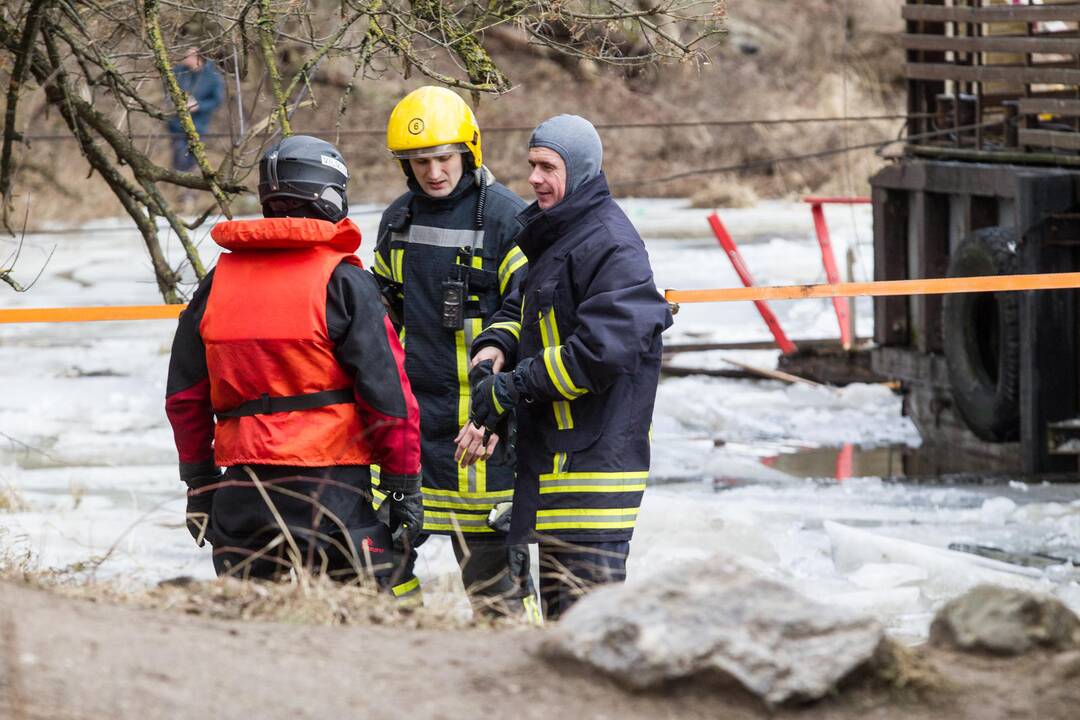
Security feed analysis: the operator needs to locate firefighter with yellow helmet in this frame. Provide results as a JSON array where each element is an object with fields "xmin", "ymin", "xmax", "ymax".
[{"xmin": 373, "ymin": 86, "xmax": 537, "ymax": 618}]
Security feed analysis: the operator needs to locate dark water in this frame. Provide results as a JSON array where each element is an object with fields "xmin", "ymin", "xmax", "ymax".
[{"xmin": 767, "ymin": 443, "xmax": 1042, "ymax": 483}]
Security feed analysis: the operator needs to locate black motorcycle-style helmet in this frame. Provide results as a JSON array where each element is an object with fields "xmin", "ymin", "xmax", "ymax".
[{"xmin": 258, "ymin": 135, "xmax": 349, "ymax": 223}]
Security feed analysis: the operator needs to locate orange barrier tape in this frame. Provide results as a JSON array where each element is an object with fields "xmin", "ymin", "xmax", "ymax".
[
  {"xmin": 666, "ymin": 272, "xmax": 1080, "ymax": 304},
  {"xmin": 0, "ymin": 304, "xmax": 186, "ymax": 324},
  {"xmin": 5, "ymin": 271, "xmax": 1080, "ymax": 323}
]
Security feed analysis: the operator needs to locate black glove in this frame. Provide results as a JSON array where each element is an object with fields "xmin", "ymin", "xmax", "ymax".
[
  {"xmin": 470, "ymin": 359, "xmax": 531, "ymax": 433},
  {"xmin": 180, "ymin": 460, "xmax": 222, "ymax": 548},
  {"xmin": 380, "ymin": 472, "xmax": 423, "ymax": 547}
]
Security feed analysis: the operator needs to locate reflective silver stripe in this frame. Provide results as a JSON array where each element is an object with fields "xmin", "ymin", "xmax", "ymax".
[
  {"xmin": 540, "ymin": 477, "xmax": 646, "ymax": 490},
  {"xmin": 487, "ymin": 321, "xmax": 521, "ymax": 340},
  {"xmin": 533, "ymin": 515, "xmax": 635, "ymax": 526},
  {"xmin": 406, "ymin": 225, "xmax": 485, "ymax": 249},
  {"xmin": 422, "ymin": 489, "xmax": 511, "ymax": 504},
  {"xmin": 425, "ymin": 511, "xmax": 492, "ymax": 528},
  {"xmin": 498, "ymin": 246, "xmax": 527, "ymax": 293},
  {"xmin": 553, "ymin": 400, "xmax": 572, "ymax": 430},
  {"xmin": 373, "ymin": 251, "xmax": 392, "ymax": 278},
  {"xmin": 463, "ymin": 317, "xmax": 480, "ymax": 494},
  {"xmin": 544, "ymin": 346, "xmax": 586, "ymax": 400}
]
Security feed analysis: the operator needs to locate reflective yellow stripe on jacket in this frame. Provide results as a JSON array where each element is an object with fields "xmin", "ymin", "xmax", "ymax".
[
  {"xmin": 537, "ymin": 307, "xmax": 584, "ymax": 429},
  {"xmin": 498, "ymin": 245, "xmax": 527, "ymax": 294}
]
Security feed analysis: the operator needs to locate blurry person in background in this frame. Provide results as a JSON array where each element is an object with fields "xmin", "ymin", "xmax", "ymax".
[{"xmin": 166, "ymin": 47, "xmax": 224, "ymax": 174}]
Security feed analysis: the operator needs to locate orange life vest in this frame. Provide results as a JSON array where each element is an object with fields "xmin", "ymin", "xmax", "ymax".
[{"xmin": 201, "ymin": 217, "xmax": 371, "ymax": 467}]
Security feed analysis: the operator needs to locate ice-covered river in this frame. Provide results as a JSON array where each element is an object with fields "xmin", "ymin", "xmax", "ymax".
[{"xmin": 2, "ymin": 199, "xmax": 1078, "ymax": 641}]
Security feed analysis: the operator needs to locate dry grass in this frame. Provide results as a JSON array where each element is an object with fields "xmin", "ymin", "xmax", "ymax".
[
  {"xmin": 0, "ymin": 542, "xmax": 506, "ymax": 631},
  {"xmin": 872, "ymin": 639, "xmax": 946, "ymax": 693},
  {"xmin": 71, "ymin": 574, "xmax": 483, "ymax": 630},
  {"xmin": 0, "ymin": 472, "xmax": 523, "ymax": 632},
  {"xmin": 690, "ymin": 175, "xmax": 759, "ymax": 209},
  {"xmin": 0, "ymin": 483, "xmax": 28, "ymax": 513}
]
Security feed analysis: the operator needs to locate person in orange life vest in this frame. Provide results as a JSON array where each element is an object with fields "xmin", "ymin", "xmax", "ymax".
[{"xmin": 165, "ymin": 135, "xmax": 423, "ymax": 590}]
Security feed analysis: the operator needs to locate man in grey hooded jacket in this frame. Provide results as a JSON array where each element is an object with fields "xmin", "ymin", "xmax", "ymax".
[{"xmin": 459, "ymin": 115, "xmax": 671, "ymax": 619}]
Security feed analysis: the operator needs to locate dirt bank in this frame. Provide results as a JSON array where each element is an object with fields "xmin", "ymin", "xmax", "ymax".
[
  {"xmin": 2, "ymin": 580, "xmax": 1078, "ymax": 720},
  {"xmin": 5, "ymin": 1, "xmax": 906, "ymax": 228}
]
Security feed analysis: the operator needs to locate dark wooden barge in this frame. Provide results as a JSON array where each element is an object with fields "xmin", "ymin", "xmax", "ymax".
[{"xmin": 872, "ymin": 0, "xmax": 1080, "ymax": 475}]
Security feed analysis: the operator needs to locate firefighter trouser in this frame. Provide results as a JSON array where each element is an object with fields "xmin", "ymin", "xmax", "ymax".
[
  {"xmin": 538, "ymin": 540, "xmax": 630, "ymax": 621},
  {"xmin": 449, "ymin": 535, "xmax": 540, "ymax": 621}
]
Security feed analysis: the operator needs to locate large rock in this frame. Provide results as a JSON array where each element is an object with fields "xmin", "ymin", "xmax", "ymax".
[
  {"xmin": 929, "ymin": 585, "xmax": 1080, "ymax": 655},
  {"xmin": 539, "ymin": 556, "xmax": 885, "ymax": 706}
]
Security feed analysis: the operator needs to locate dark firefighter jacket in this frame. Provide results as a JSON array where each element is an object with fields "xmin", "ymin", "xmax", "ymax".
[
  {"xmin": 473, "ymin": 173, "xmax": 672, "ymax": 544},
  {"xmin": 165, "ymin": 216, "xmax": 421, "ymax": 479},
  {"xmin": 373, "ymin": 168, "xmax": 527, "ymax": 537}
]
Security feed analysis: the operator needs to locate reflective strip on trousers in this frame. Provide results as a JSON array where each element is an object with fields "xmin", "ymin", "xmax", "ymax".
[
  {"xmin": 391, "ymin": 576, "xmax": 421, "ymax": 598},
  {"xmin": 422, "ymin": 487, "xmax": 512, "ymax": 510},
  {"xmin": 538, "ymin": 470, "xmax": 649, "ymax": 494},
  {"xmin": 425, "ymin": 509, "xmax": 495, "ymax": 533},
  {"xmin": 534, "ymin": 507, "xmax": 639, "ymax": 531}
]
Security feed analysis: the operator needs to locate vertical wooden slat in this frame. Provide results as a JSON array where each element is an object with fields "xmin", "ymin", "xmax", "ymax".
[
  {"xmin": 910, "ymin": 191, "xmax": 950, "ymax": 352},
  {"xmin": 874, "ymin": 187, "xmax": 910, "ymax": 345},
  {"xmin": 908, "ymin": 0, "xmax": 948, "ymax": 140},
  {"xmin": 1018, "ymin": 174, "xmax": 1077, "ymax": 474}
]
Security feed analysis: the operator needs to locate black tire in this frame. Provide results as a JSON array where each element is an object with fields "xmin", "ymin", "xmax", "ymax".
[{"xmin": 942, "ymin": 226, "xmax": 1022, "ymax": 442}]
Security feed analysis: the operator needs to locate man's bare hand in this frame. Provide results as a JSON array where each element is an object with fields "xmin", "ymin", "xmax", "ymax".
[
  {"xmin": 454, "ymin": 422, "xmax": 499, "ymax": 467},
  {"xmin": 471, "ymin": 346, "xmax": 505, "ymax": 373}
]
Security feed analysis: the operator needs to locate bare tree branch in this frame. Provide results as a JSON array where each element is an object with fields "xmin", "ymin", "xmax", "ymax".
[
  {"xmin": 1, "ymin": 1, "xmax": 51, "ymax": 234},
  {"xmin": 144, "ymin": 0, "xmax": 234, "ymax": 217},
  {"xmin": 0, "ymin": 0, "xmax": 725, "ymax": 301}
]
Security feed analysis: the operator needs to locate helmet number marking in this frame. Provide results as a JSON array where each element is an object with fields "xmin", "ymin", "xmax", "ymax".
[{"xmin": 408, "ymin": 118, "xmax": 425, "ymax": 135}]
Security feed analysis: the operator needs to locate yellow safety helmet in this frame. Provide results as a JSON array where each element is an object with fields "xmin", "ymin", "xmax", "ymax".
[{"xmin": 386, "ymin": 86, "xmax": 482, "ymax": 169}]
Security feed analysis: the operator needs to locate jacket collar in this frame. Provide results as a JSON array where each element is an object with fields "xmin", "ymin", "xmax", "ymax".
[
  {"xmin": 516, "ymin": 172, "xmax": 611, "ymax": 261},
  {"xmin": 210, "ymin": 217, "xmax": 361, "ymax": 253}
]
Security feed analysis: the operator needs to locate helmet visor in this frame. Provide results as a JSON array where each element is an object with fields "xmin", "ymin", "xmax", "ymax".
[{"xmin": 391, "ymin": 142, "xmax": 469, "ymax": 160}]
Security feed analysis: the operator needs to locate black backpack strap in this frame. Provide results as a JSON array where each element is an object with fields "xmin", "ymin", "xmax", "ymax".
[{"xmin": 216, "ymin": 388, "xmax": 355, "ymax": 418}]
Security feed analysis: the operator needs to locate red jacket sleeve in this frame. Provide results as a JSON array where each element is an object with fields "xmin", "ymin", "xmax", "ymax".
[
  {"xmin": 165, "ymin": 271, "xmax": 216, "ymax": 466},
  {"xmin": 351, "ymin": 317, "xmax": 421, "ymax": 477}
]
